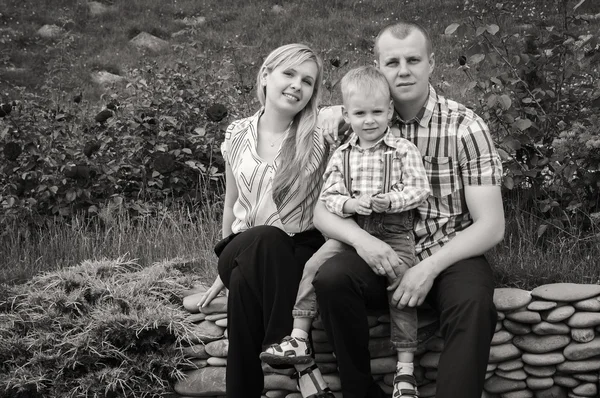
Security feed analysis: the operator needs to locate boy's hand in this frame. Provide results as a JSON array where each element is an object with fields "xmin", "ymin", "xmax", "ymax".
[
  {"xmin": 372, "ymin": 194, "xmax": 391, "ymax": 213},
  {"xmin": 355, "ymin": 194, "xmax": 372, "ymax": 215}
]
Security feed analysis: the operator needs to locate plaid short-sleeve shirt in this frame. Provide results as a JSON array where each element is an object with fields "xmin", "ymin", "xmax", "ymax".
[{"xmin": 392, "ymin": 85, "xmax": 503, "ymax": 260}]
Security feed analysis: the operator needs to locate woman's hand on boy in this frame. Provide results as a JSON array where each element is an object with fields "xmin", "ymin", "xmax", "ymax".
[{"xmin": 197, "ymin": 275, "xmax": 226, "ymax": 309}]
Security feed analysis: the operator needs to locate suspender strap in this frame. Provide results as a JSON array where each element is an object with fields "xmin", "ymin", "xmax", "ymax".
[
  {"xmin": 343, "ymin": 148, "xmax": 352, "ymax": 195},
  {"xmin": 382, "ymin": 150, "xmax": 394, "ymax": 194}
]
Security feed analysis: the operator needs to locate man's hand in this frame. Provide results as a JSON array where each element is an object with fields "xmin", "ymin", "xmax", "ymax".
[
  {"xmin": 318, "ymin": 106, "xmax": 345, "ymax": 145},
  {"xmin": 371, "ymin": 193, "xmax": 391, "ymax": 213},
  {"xmin": 389, "ymin": 260, "xmax": 437, "ymax": 309},
  {"xmin": 354, "ymin": 233, "xmax": 406, "ymax": 279}
]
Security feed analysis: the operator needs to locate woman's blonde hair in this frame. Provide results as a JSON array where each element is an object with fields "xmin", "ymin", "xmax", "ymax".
[{"xmin": 256, "ymin": 43, "xmax": 328, "ymax": 206}]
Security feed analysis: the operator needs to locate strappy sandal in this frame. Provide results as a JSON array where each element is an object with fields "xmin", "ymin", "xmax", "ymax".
[
  {"xmin": 392, "ymin": 373, "xmax": 419, "ymax": 398},
  {"xmin": 260, "ymin": 336, "xmax": 313, "ymax": 365},
  {"xmin": 291, "ymin": 363, "xmax": 335, "ymax": 398}
]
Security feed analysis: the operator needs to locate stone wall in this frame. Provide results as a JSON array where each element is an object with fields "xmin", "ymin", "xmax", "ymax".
[{"xmin": 175, "ymin": 283, "xmax": 600, "ymax": 398}]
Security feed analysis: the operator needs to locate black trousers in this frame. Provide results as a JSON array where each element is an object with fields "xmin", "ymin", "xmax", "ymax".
[
  {"xmin": 217, "ymin": 225, "xmax": 325, "ymax": 398},
  {"xmin": 313, "ymin": 251, "xmax": 497, "ymax": 398}
]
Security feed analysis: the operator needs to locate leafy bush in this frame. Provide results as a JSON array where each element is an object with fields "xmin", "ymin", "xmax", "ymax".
[
  {"xmin": 0, "ymin": 257, "xmax": 202, "ymax": 397},
  {"xmin": 446, "ymin": 0, "xmax": 600, "ymax": 234},
  {"xmin": 0, "ymin": 57, "xmax": 241, "ymax": 223}
]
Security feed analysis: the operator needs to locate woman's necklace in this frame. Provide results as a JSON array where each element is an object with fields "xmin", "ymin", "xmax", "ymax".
[{"xmin": 266, "ymin": 123, "xmax": 292, "ymax": 147}]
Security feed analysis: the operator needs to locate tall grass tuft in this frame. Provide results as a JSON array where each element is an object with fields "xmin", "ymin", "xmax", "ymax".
[
  {"xmin": 0, "ymin": 257, "xmax": 205, "ymax": 398},
  {"xmin": 0, "ymin": 204, "xmax": 221, "ymax": 285}
]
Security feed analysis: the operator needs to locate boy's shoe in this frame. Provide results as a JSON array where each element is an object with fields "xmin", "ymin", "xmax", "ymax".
[
  {"xmin": 260, "ymin": 336, "xmax": 313, "ymax": 365},
  {"xmin": 392, "ymin": 373, "xmax": 419, "ymax": 398},
  {"xmin": 292, "ymin": 363, "xmax": 335, "ymax": 398}
]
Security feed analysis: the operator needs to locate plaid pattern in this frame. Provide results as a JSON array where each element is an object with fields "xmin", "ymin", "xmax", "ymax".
[
  {"xmin": 391, "ymin": 85, "xmax": 503, "ymax": 259},
  {"xmin": 320, "ymin": 127, "xmax": 430, "ymax": 218}
]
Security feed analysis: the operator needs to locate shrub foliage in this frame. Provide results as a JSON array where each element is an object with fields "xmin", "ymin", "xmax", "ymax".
[{"xmin": 446, "ymin": 0, "xmax": 600, "ymax": 234}]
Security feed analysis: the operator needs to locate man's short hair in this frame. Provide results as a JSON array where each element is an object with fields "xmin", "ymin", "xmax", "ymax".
[
  {"xmin": 340, "ymin": 66, "xmax": 391, "ymax": 104},
  {"xmin": 374, "ymin": 22, "xmax": 433, "ymax": 59}
]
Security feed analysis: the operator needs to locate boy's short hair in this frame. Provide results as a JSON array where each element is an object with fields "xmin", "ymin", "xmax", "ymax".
[{"xmin": 340, "ymin": 66, "xmax": 391, "ymax": 105}]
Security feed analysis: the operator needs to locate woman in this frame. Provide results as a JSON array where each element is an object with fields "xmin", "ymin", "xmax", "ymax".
[{"xmin": 196, "ymin": 43, "xmax": 333, "ymax": 398}]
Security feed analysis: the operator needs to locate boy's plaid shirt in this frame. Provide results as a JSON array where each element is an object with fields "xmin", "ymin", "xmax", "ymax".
[
  {"xmin": 391, "ymin": 85, "xmax": 503, "ymax": 260},
  {"xmin": 320, "ymin": 128, "xmax": 430, "ymax": 218}
]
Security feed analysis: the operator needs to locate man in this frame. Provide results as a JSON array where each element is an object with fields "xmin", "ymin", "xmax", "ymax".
[{"xmin": 314, "ymin": 22, "xmax": 505, "ymax": 398}]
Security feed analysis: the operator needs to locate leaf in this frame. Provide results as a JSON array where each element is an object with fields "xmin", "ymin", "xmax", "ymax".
[
  {"xmin": 503, "ymin": 176, "xmax": 514, "ymax": 190},
  {"xmin": 469, "ymin": 53, "xmax": 485, "ymax": 64},
  {"xmin": 65, "ymin": 190, "xmax": 77, "ymax": 203},
  {"xmin": 476, "ymin": 26, "xmax": 487, "ymax": 36},
  {"xmin": 49, "ymin": 186, "xmax": 59, "ymax": 194},
  {"xmin": 499, "ymin": 95, "xmax": 512, "ymax": 110},
  {"xmin": 193, "ymin": 127, "xmax": 206, "ymax": 137},
  {"xmin": 515, "ymin": 119, "xmax": 532, "ymax": 131},
  {"xmin": 537, "ymin": 224, "xmax": 549, "ymax": 238},
  {"xmin": 152, "ymin": 171, "xmax": 160, "ymax": 178},
  {"xmin": 444, "ymin": 23, "xmax": 461, "ymax": 35},
  {"xmin": 182, "ymin": 148, "xmax": 192, "ymax": 155},
  {"xmin": 497, "ymin": 148, "xmax": 510, "ymax": 161},
  {"xmin": 487, "ymin": 94, "xmax": 498, "ymax": 108},
  {"xmin": 486, "ymin": 24, "xmax": 500, "ymax": 35}
]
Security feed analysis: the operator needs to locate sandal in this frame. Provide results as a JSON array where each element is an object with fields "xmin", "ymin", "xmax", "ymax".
[
  {"xmin": 392, "ymin": 373, "xmax": 419, "ymax": 398},
  {"xmin": 260, "ymin": 336, "xmax": 313, "ymax": 365},
  {"xmin": 292, "ymin": 363, "xmax": 335, "ymax": 398}
]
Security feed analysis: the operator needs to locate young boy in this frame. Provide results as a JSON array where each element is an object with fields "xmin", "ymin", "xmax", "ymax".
[{"xmin": 260, "ymin": 66, "xmax": 430, "ymax": 398}]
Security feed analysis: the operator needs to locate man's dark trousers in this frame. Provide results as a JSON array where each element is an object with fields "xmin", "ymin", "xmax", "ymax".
[{"xmin": 313, "ymin": 251, "xmax": 497, "ymax": 398}]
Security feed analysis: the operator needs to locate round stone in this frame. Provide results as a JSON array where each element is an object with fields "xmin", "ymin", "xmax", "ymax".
[
  {"xmin": 266, "ymin": 390, "xmax": 288, "ymax": 398},
  {"xmin": 188, "ymin": 321, "xmax": 225, "ymax": 344},
  {"xmin": 315, "ymin": 352, "xmax": 336, "ymax": 363},
  {"xmin": 484, "ymin": 375, "xmax": 527, "ymax": 394},
  {"xmin": 572, "ymin": 383, "xmax": 597, "ymax": 397},
  {"xmin": 215, "ymin": 318, "xmax": 227, "ymax": 328},
  {"xmin": 556, "ymin": 359, "xmax": 600, "ymax": 373},
  {"xmin": 498, "ymin": 359, "xmax": 524, "ymax": 371},
  {"xmin": 492, "ymin": 330, "xmax": 514, "ymax": 345},
  {"xmin": 526, "ymin": 376, "xmax": 554, "ymax": 390},
  {"xmin": 573, "ymin": 373, "xmax": 599, "ymax": 382},
  {"xmin": 535, "ymin": 385, "xmax": 568, "ymax": 398},
  {"xmin": 419, "ymin": 351, "xmax": 441, "ymax": 368},
  {"xmin": 522, "ymin": 352, "xmax": 565, "ymax": 366},
  {"xmin": 371, "ymin": 357, "xmax": 397, "ymax": 374},
  {"xmin": 513, "ymin": 334, "xmax": 570, "ymax": 354},
  {"xmin": 573, "ymin": 296, "xmax": 600, "ymax": 311},
  {"xmin": 570, "ymin": 328, "xmax": 595, "ymax": 343},
  {"xmin": 317, "ymin": 362, "xmax": 338, "ymax": 374},
  {"xmin": 494, "ymin": 288, "xmax": 532, "ymax": 311},
  {"xmin": 496, "ymin": 369, "xmax": 527, "ymax": 381},
  {"xmin": 188, "ymin": 313, "xmax": 207, "ymax": 323},
  {"xmin": 504, "ymin": 319, "xmax": 532, "ymax": 335},
  {"xmin": 566, "ymin": 312, "xmax": 600, "ymax": 328},
  {"xmin": 531, "ymin": 283, "xmax": 600, "ymax": 302},
  {"xmin": 323, "ymin": 374, "xmax": 341, "ymax": 391},
  {"xmin": 182, "ymin": 344, "xmax": 210, "ymax": 359},
  {"xmin": 174, "ymin": 367, "xmax": 226, "ymax": 396},
  {"xmin": 487, "ymin": 363, "xmax": 498, "ymax": 371},
  {"xmin": 542, "ymin": 306, "xmax": 576, "ymax": 323},
  {"xmin": 553, "ymin": 375, "xmax": 579, "ymax": 388},
  {"xmin": 506, "ymin": 311, "xmax": 542, "ymax": 324},
  {"xmin": 264, "ymin": 374, "xmax": 297, "ymax": 391},
  {"xmin": 498, "ymin": 311, "xmax": 506, "ymax": 320},
  {"xmin": 501, "ymin": 389, "xmax": 533, "ymax": 398},
  {"xmin": 489, "ymin": 343, "xmax": 521, "ymax": 363},
  {"xmin": 528, "ymin": 300, "xmax": 558, "ymax": 311},
  {"xmin": 496, "ymin": 321, "xmax": 503, "ymax": 332},
  {"xmin": 205, "ymin": 339, "xmax": 229, "ymax": 357},
  {"xmin": 375, "ymin": 314, "xmax": 389, "ymax": 324},
  {"xmin": 207, "ymin": 356, "xmax": 227, "ymax": 366},
  {"xmin": 313, "ymin": 341, "xmax": 333, "ymax": 353},
  {"xmin": 532, "ymin": 322, "xmax": 570, "ymax": 335},
  {"xmin": 205, "ymin": 313, "xmax": 227, "ymax": 321},
  {"xmin": 418, "ymin": 382, "xmax": 436, "ymax": 397},
  {"xmin": 523, "ymin": 364, "xmax": 556, "ymax": 377},
  {"xmin": 563, "ymin": 336, "xmax": 600, "ymax": 360}
]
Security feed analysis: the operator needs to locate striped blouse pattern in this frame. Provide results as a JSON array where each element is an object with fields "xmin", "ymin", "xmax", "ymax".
[
  {"xmin": 391, "ymin": 85, "xmax": 503, "ymax": 260},
  {"xmin": 221, "ymin": 109, "xmax": 327, "ymax": 235}
]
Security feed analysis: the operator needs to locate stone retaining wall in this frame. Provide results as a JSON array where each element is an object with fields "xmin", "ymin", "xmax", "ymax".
[{"xmin": 175, "ymin": 283, "xmax": 600, "ymax": 398}]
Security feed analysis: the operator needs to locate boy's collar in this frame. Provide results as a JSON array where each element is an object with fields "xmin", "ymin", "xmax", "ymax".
[
  {"xmin": 342, "ymin": 127, "xmax": 396, "ymax": 150},
  {"xmin": 392, "ymin": 84, "xmax": 437, "ymax": 128}
]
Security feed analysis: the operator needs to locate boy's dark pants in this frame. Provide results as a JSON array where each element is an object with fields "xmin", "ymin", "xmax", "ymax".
[{"xmin": 313, "ymin": 252, "xmax": 497, "ymax": 398}]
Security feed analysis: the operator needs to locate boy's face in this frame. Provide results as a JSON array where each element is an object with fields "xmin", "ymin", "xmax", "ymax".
[{"xmin": 342, "ymin": 89, "xmax": 393, "ymax": 148}]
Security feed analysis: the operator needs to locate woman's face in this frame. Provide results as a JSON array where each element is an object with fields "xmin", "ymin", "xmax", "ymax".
[{"xmin": 262, "ymin": 60, "xmax": 318, "ymax": 117}]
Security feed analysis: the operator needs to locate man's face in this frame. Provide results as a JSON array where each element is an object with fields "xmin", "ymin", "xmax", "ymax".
[{"xmin": 375, "ymin": 30, "xmax": 434, "ymax": 110}]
